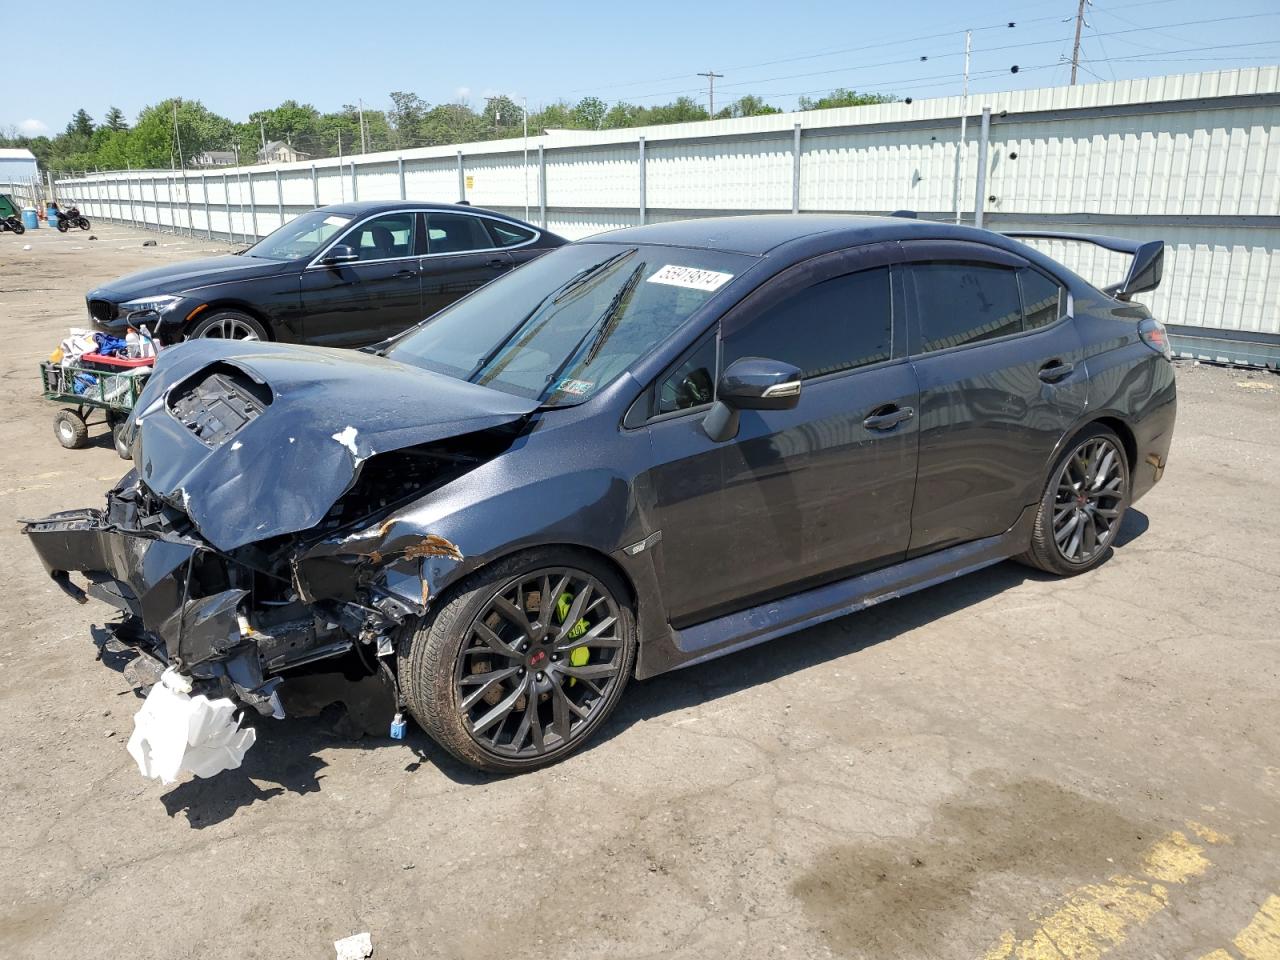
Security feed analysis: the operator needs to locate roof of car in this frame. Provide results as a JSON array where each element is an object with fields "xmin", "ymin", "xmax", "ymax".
[
  {"xmin": 584, "ymin": 214, "xmax": 1007, "ymax": 257},
  {"xmin": 320, "ymin": 200, "xmax": 526, "ymax": 221}
]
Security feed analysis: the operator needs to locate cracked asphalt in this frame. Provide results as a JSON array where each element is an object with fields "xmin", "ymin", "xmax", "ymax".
[{"xmin": 1, "ymin": 224, "xmax": 1278, "ymax": 959}]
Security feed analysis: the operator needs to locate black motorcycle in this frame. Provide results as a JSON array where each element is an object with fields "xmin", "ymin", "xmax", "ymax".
[
  {"xmin": 0, "ymin": 215, "xmax": 24, "ymax": 235},
  {"xmin": 54, "ymin": 206, "xmax": 90, "ymax": 232}
]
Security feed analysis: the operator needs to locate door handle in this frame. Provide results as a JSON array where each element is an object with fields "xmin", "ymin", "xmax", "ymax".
[
  {"xmin": 863, "ymin": 405, "xmax": 915, "ymax": 431},
  {"xmin": 487, "ymin": 258, "xmax": 509, "ymax": 269},
  {"xmin": 394, "ymin": 268, "xmax": 418, "ymax": 279},
  {"xmin": 1038, "ymin": 359, "xmax": 1075, "ymax": 383}
]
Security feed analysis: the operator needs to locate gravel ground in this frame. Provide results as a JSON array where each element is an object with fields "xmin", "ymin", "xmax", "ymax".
[{"xmin": 1, "ymin": 223, "xmax": 1277, "ymax": 960}]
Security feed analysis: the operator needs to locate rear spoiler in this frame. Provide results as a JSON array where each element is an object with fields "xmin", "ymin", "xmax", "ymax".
[{"xmin": 1004, "ymin": 231, "xmax": 1163, "ymax": 301}]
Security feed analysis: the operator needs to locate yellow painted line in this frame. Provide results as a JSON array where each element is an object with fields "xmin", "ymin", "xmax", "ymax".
[
  {"xmin": 1234, "ymin": 895, "xmax": 1280, "ymax": 960},
  {"xmin": 979, "ymin": 827, "xmax": 1220, "ymax": 960}
]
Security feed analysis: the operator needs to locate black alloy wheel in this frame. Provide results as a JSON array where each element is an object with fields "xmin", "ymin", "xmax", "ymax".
[
  {"xmin": 402, "ymin": 549, "xmax": 636, "ymax": 772},
  {"xmin": 1021, "ymin": 424, "xmax": 1129, "ymax": 575}
]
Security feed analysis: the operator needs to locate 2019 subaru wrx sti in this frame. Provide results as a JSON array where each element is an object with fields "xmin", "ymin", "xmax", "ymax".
[{"xmin": 25, "ymin": 215, "xmax": 1175, "ymax": 774}]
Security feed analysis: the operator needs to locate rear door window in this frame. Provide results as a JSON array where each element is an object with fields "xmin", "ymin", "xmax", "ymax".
[
  {"xmin": 722, "ymin": 267, "xmax": 893, "ymax": 379},
  {"xmin": 426, "ymin": 213, "xmax": 496, "ymax": 254},
  {"xmin": 910, "ymin": 263, "xmax": 1023, "ymax": 353}
]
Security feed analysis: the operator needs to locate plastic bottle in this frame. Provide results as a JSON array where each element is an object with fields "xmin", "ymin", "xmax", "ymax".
[{"xmin": 125, "ymin": 329, "xmax": 141, "ymax": 358}]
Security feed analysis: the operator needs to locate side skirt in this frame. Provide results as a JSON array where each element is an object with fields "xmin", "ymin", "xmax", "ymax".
[{"xmin": 637, "ymin": 505, "xmax": 1036, "ymax": 678}]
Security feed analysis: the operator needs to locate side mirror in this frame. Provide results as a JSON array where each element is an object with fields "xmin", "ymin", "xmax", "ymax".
[
  {"xmin": 321, "ymin": 244, "xmax": 359, "ymax": 265},
  {"xmin": 703, "ymin": 357, "xmax": 802, "ymax": 442}
]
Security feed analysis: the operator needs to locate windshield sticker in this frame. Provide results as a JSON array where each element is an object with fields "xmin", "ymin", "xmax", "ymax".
[
  {"xmin": 646, "ymin": 264, "xmax": 734, "ymax": 292},
  {"xmin": 323, "ymin": 215, "xmax": 352, "ymax": 227},
  {"xmin": 556, "ymin": 378, "xmax": 594, "ymax": 397}
]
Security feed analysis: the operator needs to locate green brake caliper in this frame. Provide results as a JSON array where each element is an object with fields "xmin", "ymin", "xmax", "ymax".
[{"xmin": 556, "ymin": 592, "xmax": 591, "ymax": 684}]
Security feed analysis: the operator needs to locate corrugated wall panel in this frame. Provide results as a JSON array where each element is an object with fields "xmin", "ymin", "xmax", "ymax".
[{"xmin": 53, "ymin": 67, "xmax": 1280, "ymax": 342}]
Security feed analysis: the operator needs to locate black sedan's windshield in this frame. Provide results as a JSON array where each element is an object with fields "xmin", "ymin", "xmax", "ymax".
[
  {"xmin": 386, "ymin": 243, "xmax": 754, "ymax": 405},
  {"xmin": 244, "ymin": 209, "xmax": 354, "ymax": 261}
]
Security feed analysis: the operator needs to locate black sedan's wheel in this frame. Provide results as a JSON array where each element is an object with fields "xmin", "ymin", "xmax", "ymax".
[
  {"xmin": 401, "ymin": 549, "xmax": 637, "ymax": 773},
  {"xmin": 187, "ymin": 309, "xmax": 267, "ymax": 341},
  {"xmin": 1021, "ymin": 424, "xmax": 1129, "ymax": 575}
]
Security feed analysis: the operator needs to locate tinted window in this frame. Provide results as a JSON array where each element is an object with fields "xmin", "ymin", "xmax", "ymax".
[
  {"xmin": 912, "ymin": 263, "xmax": 1022, "ymax": 353},
  {"xmin": 1020, "ymin": 268, "xmax": 1065, "ymax": 330},
  {"xmin": 427, "ymin": 213, "xmax": 494, "ymax": 254},
  {"xmin": 345, "ymin": 213, "xmax": 415, "ymax": 261},
  {"xmin": 723, "ymin": 267, "xmax": 892, "ymax": 379},
  {"xmin": 656, "ymin": 336, "xmax": 716, "ymax": 414},
  {"xmin": 486, "ymin": 219, "xmax": 537, "ymax": 247}
]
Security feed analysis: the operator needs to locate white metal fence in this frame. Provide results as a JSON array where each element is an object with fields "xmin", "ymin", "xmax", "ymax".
[{"xmin": 44, "ymin": 66, "xmax": 1280, "ymax": 363}]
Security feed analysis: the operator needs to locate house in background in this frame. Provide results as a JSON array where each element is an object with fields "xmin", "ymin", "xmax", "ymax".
[
  {"xmin": 191, "ymin": 150, "xmax": 238, "ymax": 167},
  {"xmin": 256, "ymin": 141, "xmax": 310, "ymax": 165},
  {"xmin": 0, "ymin": 147, "xmax": 39, "ymax": 186}
]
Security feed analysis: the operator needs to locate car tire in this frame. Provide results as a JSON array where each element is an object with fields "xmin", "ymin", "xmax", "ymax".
[
  {"xmin": 1019, "ymin": 423, "xmax": 1130, "ymax": 576},
  {"xmin": 186, "ymin": 309, "xmax": 268, "ymax": 341},
  {"xmin": 399, "ymin": 547, "xmax": 637, "ymax": 773},
  {"xmin": 53, "ymin": 408, "xmax": 88, "ymax": 449}
]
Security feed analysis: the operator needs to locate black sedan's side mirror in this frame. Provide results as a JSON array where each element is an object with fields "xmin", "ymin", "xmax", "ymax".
[
  {"xmin": 703, "ymin": 357, "xmax": 802, "ymax": 442},
  {"xmin": 321, "ymin": 244, "xmax": 359, "ymax": 265}
]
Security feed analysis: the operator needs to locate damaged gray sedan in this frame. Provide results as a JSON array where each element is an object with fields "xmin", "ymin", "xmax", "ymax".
[{"xmin": 25, "ymin": 215, "xmax": 1175, "ymax": 775}]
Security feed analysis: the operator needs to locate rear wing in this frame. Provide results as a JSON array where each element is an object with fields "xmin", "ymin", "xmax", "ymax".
[{"xmin": 1003, "ymin": 231, "xmax": 1163, "ymax": 301}]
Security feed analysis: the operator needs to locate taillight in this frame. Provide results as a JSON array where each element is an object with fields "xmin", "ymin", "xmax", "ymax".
[{"xmin": 1138, "ymin": 317, "xmax": 1172, "ymax": 360}]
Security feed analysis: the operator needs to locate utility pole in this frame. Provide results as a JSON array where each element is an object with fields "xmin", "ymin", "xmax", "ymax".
[
  {"xmin": 172, "ymin": 99, "xmax": 183, "ymax": 172},
  {"xmin": 952, "ymin": 29, "xmax": 972, "ymax": 224},
  {"xmin": 259, "ymin": 118, "xmax": 267, "ymax": 150},
  {"xmin": 698, "ymin": 70, "xmax": 723, "ymax": 117},
  {"xmin": 1070, "ymin": 0, "xmax": 1088, "ymax": 85},
  {"xmin": 522, "ymin": 96, "xmax": 529, "ymax": 223},
  {"xmin": 358, "ymin": 98, "xmax": 367, "ymax": 153}
]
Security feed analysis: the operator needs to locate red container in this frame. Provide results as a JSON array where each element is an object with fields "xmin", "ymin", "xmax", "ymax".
[{"xmin": 79, "ymin": 352, "xmax": 156, "ymax": 371}]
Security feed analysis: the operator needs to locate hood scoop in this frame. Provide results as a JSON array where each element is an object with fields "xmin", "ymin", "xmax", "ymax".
[{"xmin": 170, "ymin": 364, "xmax": 273, "ymax": 447}]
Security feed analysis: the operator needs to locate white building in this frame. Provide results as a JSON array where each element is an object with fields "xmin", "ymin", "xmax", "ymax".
[{"xmin": 0, "ymin": 147, "xmax": 38, "ymax": 185}]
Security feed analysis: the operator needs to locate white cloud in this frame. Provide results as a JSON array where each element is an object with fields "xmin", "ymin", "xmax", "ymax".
[{"xmin": 18, "ymin": 118, "xmax": 48, "ymax": 135}]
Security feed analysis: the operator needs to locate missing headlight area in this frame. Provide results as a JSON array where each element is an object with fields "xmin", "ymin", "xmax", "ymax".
[
  {"xmin": 169, "ymin": 363, "xmax": 272, "ymax": 446},
  {"xmin": 22, "ymin": 433, "xmax": 505, "ymax": 782}
]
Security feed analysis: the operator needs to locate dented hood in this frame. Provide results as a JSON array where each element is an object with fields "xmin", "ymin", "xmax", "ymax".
[{"xmin": 129, "ymin": 340, "xmax": 537, "ymax": 551}]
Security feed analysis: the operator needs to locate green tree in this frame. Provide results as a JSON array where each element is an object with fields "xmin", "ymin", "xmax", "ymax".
[
  {"xmin": 66, "ymin": 108, "xmax": 95, "ymax": 138},
  {"xmin": 388, "ymin": 91, "xmax": 430, "ymax": 147},
  {"xmin": 482, "ymin": 95, "xmax": 524, "ymax": 137},
  {"xmin": 798, "ymin": 88, "xmax": 896, "ymax": 111},
  {"xmin": 715, "ymin": 95, "xmax": 781, "ymax": 119},
  {"xmin": 570, "ymin": 96, "xmax": 607, "ymax": 130},
  {"xmin": 103, "ymin": 106, "xmax": 128, "ymax": 131},
  {"xmin": 248, "ymin": 99, "xmax": 321, "ymax": 148},
  {"xmin": 127, "ymin": 98, "xmax": 233, "ymax": 168}
]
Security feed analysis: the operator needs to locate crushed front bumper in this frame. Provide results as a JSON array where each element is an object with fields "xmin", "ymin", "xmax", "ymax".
[{"xmin": 22, "ymin": 478, "xmax": 408, "ymax": 716}]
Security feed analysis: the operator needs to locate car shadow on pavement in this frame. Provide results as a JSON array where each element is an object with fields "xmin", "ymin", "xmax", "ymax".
[
  {"xmin": 105, "ymin": 508, "xmax": 1152, "ymax": 807},
  {"xmin": 604, "ymin": 508, "xmax": 1151, "ymax": 744}
]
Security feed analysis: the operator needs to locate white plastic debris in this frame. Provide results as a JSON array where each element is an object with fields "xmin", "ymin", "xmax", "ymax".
[
  {"xmin": 334, "ymin": 932, "xmax": 373, "ymax": 959},
  {"xmin": 126, "ymin": 668, "xmax": 256, "ymax": 784}
]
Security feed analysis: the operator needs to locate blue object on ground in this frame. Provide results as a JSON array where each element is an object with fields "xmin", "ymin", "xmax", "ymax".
[{"xmin": 21, "ymin": 208, "xmax": 38, "ymax": 229}]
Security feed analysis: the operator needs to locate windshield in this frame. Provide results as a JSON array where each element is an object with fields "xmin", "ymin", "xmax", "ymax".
[
  {"xmin": 386, "ymin": 243, "xmax": 754, "ymax": 405},
  {"xmin": 244, "ymin": 209, "xmax": 355, "ymax": 261}
]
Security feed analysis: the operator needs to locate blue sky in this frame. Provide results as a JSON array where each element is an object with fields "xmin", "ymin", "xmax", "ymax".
[{"xmin": 6, "ymin": 0, "xmax": 1279, "ymax": 134}]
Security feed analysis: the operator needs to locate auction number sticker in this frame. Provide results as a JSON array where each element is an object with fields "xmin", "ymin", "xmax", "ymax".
[{"xmin": 646, "ymin": 264, "xmax": 734, "ymax": 292}]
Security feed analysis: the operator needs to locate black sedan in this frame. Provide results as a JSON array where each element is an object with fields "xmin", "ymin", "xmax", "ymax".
[
  {"xmin": 84, "ymin": 201, "xmax": 565, "ymax": 346},
  {"xmin": 28, "ymin": 215, "xmax": 1175, "ymax": 775}
]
